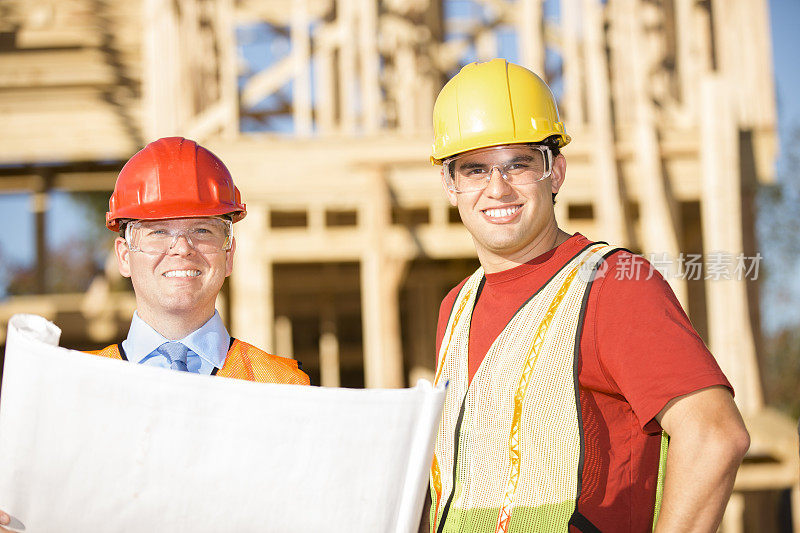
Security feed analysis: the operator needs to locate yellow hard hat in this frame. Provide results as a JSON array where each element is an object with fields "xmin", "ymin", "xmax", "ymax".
[{"xmin": 431, "ymin": 58, "xmax": 570, "ymax": 164}]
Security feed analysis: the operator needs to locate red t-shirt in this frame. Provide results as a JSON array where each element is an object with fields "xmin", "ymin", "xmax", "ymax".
[{"xmin": 435, "ymin": 233, "xmax": 732, "ymax": 532}]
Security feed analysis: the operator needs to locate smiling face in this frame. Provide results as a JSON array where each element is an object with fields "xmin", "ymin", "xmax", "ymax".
[
  {"xmin": 443, "ymin": 144, "xmax": 567, "ymax": 272},
  {"xmin": 115, "ymin": 217, "xmax": 235, "ymax": 336}
]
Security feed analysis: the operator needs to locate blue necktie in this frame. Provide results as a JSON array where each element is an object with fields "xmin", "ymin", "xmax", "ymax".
[{"xmin": 159, "ymin": 342, "xmax": 189, "ymax": 372}]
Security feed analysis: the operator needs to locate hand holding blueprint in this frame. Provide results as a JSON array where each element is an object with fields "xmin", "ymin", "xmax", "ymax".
[{"xmin": 0, "ymin": 314, "xmax": 445, "ymax": 532}]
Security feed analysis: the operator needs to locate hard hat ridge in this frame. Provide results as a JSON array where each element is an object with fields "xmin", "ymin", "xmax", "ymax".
[{"xmin": 431, "ymin": 58, "xmax": 570, "ymax": 164}]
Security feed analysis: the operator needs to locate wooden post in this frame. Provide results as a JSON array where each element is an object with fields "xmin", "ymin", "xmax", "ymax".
[
  {"xmin": 700, "ymin": 77, "xmax": 763, "ymax": 415},
  {"xmin": 583, "ymin": 0, "xmax": 628, "ymax": 246},
  {"xmin": 606, "ymin": 0, "xmax": 634, "ymax": 126},
  {"xmin": 475, "ymin": 29, "xmax": 497, "ymax": 62},
  {"xmin": 358, "ymin": 0, "xmax": 380, "ymax": 134},
  {"xmin": 319, "ymin": 304, "xmax": 341, "ymax": 387},
  {"xmin": 561, "ymin": 0, "xmax": 584, "ymax": 126},
  {"xmin": 673, "ymin": 0, "xmax": 698, "ymax": 121},
  {"xmin": 292, "ymin": 0, "xmax": 312, "ymax": 136},
  {"xmin": 217, "ymin": 0, "xmax": 238, "ymax": 137},
  {"xmin": 32, "ymin": 172, "xmax": 50, "ymax": 294},
  {"xmin": 360, "ymin": 168, "xmax": 405, "ymax": 388},
  {"xmin": 746, "ymin": 0, "xmax": 777, "ymax": 129},
  {"xmin": 407, "ymin": 278, "xmax": 436, "ymax": 385},
  {"xmin": 623, "ymin": 0, "xmax": 687, "ymax": 308},
  {"xmin": 518, "ymin": 0, "xmax": 544, "ymax": 76},
  {"xmin": 142, "ymin": 0, "xmax": 181, "ymax": 138},
  {"xmin": 274, "ymin": 316, "xmax": 294, "ymax": 359},
  {"xmin": 314, "ymin": 32, "xmax": 337, "ymax": 134},
  {"xmin": 396, "ymin": 46, "xmax": 416, "ymax": 134},
  {"xmin": 337, "ymin": 0, "xmax": 357, "ymax": 133},
  {"xmin": 230, "ymin": 206, "xmax": 273, "ymax": 351}
]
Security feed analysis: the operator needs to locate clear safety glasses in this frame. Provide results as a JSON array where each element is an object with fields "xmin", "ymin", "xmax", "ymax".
[
  {"xmin": 125, "ymin": 218, "xmax": 233, "ymax": 255},
  {"xmin": 443, "ymin": 144, "xmax": 553, "ymax": 193}
]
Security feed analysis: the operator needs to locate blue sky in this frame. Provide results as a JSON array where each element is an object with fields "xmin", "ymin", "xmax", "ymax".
[
  {"xmin": 771, "ymin": 0, "xmax": 800, "ymax": 141},
  {"xmin": 1, "ymin": 0, "xmax": 799, "ymax": 329}
]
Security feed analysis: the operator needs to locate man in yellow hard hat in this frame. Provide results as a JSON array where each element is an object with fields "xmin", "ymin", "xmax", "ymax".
[
  {"xmin": 428, "ymin": 59, "xmax": 748, "ymax": 532},
  {"xmin": 0, "ymin": 137, "xmax": 308, "ymax": 531}
]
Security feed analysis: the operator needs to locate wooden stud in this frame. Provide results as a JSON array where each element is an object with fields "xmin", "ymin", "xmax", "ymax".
[
  {"xmin": 230, "ymin": 206, "xmax": 273, "ymax": 351},
  {"xmin": 561, "ymin": 0, "xmax": 584, "ymax": 126},
  {"xmin": 518, "ymin": 0, "xmax": 544, "ymax": 75},
  {"xmin": 582, "ymin": 0, "xmax": 628, "ymax": 246},
  {"xmin": 292, "ymin": 0, "xmax": 313, "ymax": 136},
  {"xmin": 360, "ymin": 167, "xmax": 405, "ymax": 388},
  {"xmin": 622, "ymin": 0, "xmax": 687, "ymax": 309},
  {"xmin": 700, "ymin": 76, "xmax": 763, "ymax": 415},
  {"xmin": 274, "ymin": 315, "xmax": 295, "ymax": 359},
  {"xmin": 319, "ymin": 304, "xmax": 341, "ymax": 387},
  {"xmin": 337, "ymin": 0, "xmax": 357, "ymax": 133},
  {"xmin": 358, "ymin": 0, "xmax": 380, "ymax": 134}
]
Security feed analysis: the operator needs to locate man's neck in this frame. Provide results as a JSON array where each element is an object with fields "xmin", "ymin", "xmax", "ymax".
[
  {"xmin": 135, "ymin": 307, "xmax": 215, "ymax": 340},
  {"xmin": 478, "ymin": 226, "xmax": 571, "ymax": 274}
]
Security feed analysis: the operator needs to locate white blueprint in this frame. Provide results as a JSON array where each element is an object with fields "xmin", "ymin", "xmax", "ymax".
[{"xmin": 0, "ymin": 314, "xmax": 445, "ymax": 533}]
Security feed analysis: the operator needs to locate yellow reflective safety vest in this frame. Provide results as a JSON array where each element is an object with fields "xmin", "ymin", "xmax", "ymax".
[
  {"xmin": 88, "ymin": 339, "xmax": 310, "ymax": 385},
  {"xmin": 430, "ymin": 243, "xmax": 667, "ymax": 533}
]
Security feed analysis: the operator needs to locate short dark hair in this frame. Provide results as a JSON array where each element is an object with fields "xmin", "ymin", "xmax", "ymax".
[{"xmin": 538, "ymin": 136, "xmax": 562, "ymax": 204}]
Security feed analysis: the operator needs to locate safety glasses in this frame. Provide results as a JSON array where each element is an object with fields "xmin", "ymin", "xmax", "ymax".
[
  {"xmin": 125, "ymin": 218, "xmax": 232, "ymax": 254},
  {"xmin": 443, "ymin": 144, "xmax": 552, "ymax": 193}
]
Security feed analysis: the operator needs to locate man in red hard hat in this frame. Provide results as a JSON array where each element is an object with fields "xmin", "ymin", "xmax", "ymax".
[
  {"xmin": 87, "ymin": 136, "xmax": 309, "ymax": 384},
  {"xmin": 0, "ymin": 138, "xmax": 308, "ymax": 530}
]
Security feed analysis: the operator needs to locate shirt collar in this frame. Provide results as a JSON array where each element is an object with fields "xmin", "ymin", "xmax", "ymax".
[{"xmin": 124, "ymin": 311, "xmax": 230, "ymax": 369}]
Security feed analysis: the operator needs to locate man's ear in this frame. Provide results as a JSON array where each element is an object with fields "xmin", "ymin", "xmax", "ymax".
[
  {"xmin": 225, "ymin": 237, "xmax": 236, "ymax": 277},
  {"xmin": 551, "ymin": 153, "xmax": 566, "ymax": 195},
  {"xmin": 441, "ymin": 167, "xmax": 458, "ymax": 207},
  {"xmin": 114, "ymin": 236, "xmax": 132, "ymax": 278}
]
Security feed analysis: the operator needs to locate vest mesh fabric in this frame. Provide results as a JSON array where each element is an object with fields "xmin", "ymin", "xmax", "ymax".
[
  {"xmin": 88, "ymin": 339, "xmax": 309, "ymax": 385},
  {"xmin": 431, "ymin": 244, "xmax": 614, "ymax": 533}
]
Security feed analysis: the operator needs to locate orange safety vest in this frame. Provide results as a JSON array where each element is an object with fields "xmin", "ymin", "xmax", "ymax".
[{"xmin": 87, "ymin": 339, "xmax": 310, "ymax": 385}]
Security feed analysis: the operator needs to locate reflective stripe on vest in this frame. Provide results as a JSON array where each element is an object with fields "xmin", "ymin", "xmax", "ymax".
[
  {"xmin": 430, "ymin": 243, "xmax": 667, "ymax": 532},
  {"xmin": 87, "ymin": 339, "xmax": 310, "ymax": 385}
]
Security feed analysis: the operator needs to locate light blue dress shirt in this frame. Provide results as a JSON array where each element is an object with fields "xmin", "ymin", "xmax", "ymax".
[{"xmin": 120, "ymin": 311, "xmax": 230, "ymax": 375}]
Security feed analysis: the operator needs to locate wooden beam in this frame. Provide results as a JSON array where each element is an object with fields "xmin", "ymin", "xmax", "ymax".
[
  {"xmin": 217, "ymin": 0, "xmax": 240, "ymax": 138},
  {"xmin": 518, "ymin": 0, "xmax": 545, "ymax": 75},
  {"xmin": 240, "ymin": 55, "xmax": 295, "ymax": 109},
  {"xmin": 142, "ymin": 0, "xmax": 181, "ymax": 139},
  {"xmin": 185, "ymin": 100, "xmax": 235, "ymax": 142},
  {"xmin": 583, "ymin": 0, "xmax": 629, "ymax": 246},
  {"xmin": 561, "ymin": 0, "xmax": 584, "ymax": 126},
  {"xmin": 622, "ymin": 0, "xmax": 686, "ymax": 308},
  {"xmin": 313, "ymin": 27, "xmax": 337, "ymax": 134},
  {"xmin": 230, "ymin": 206, "xmax": 273, "ymax": 351},
  {"xmin": 700, "ymin": 76, "xmax": 763, "ymax": 415},
  {"xmin": 337, "ymin": 0, "xmax": 357, "ymax": 133},
  {"xmin": 0, "ymin": 48, "xmax": 135, "ymax": 88},
  {"xmin": 358, "ymin": 0, "xmax": 380, "ymax": 133},
  {"xmin": 319, "ymin": 304, "xmax": 341, "ymax": 387},
  {"xmin": 274, "ymin": 315, "xmax": 294, "ymax": 359},
  {"xmin": 291, "ymin": 0, "xmax": 313, "ymax": 136},
  {"xmin": 360, "ymin": 169, "xmax": 405, "ymax": 388}
]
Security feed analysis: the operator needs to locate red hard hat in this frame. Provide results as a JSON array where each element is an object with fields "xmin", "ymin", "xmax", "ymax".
[{"xmin": 106, "ymin": 137, "xmax": 247, "ymax": 231}]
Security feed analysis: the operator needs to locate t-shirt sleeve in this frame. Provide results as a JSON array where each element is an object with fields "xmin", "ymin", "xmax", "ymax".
[{"xmin": 591, "ymin": 252, "xmax": 733, "ymax": 433}]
